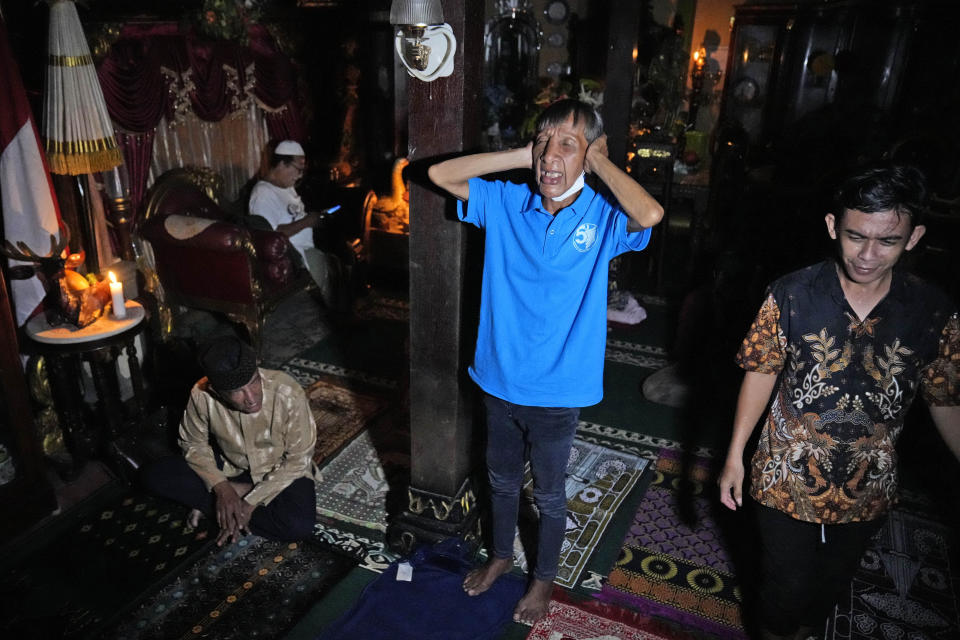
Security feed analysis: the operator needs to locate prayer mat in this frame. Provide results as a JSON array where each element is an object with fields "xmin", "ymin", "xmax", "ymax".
[
  {"xmin": 314, "ymin": 515, "xmax": 398, "ymax": 573},
  {"xmin": 314, "ymin": 428, "xmax": 410, "ymax": 532},
  {"xmin": 514, "ymin": 435, "xmax": 653, "ymax": 590},
  {"xmin": 526, "ymin": 588, "xmax": 687, "ymax": 640},
  {"xmin": 284, "ymin": 355, "xmax": 399, "ymax": 391},
  {"xmin": 605, "ymin": 338, "xmax": 670, "ymax": 370},
  {"xmin": 283, "ymin": 318, "xmax": 407, "ymax": 389},
  {"xmin": 104, "ymin": 536, "xmax": 356, "ymax": 640},
  {"xmin": 355, "ymin": 292, "xmax": 409, "ymax": 323},
  {"xmin": 597, "ymin": 450, "xmax": 748, "ymax": 640},
  {"xmin": 0, "ymin": 489, "xmax": 215, "ymax": 639},
  {"xmin": 316, "ymin": 537, "xmax": 524, "ymax": 640},
  {"xmin": 826, "ymin": 496, "xmax": 959, "ymax": 640},
  {"xmin": 620, "ymin": 450, "xmax": 732, "ymax": 573},
  {"xmin": 306, "ymin": 378, "xmax": 390, "ymax": 465}
]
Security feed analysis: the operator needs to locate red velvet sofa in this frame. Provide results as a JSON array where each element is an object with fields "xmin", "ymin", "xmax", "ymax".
[{"xmin": 137, "ymin": 167, "xmax": 312, "ymax": 349}]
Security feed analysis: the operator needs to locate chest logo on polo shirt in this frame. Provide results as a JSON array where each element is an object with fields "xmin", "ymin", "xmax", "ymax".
[{"xmin": 573, "ymin": 223, "xmax": 597, "ymax": 252}]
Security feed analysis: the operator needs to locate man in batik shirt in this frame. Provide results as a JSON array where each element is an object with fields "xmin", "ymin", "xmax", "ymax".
[
  {"xmin": 143, "ymin": 335, "xmax": 317, "ymax": 545},
  {"xmin": 718, "ymin": 163, "xmax": 959, "ymax": 640}
]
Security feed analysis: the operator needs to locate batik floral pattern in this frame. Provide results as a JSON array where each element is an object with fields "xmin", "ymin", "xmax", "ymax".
[
  {"xmin": 737, "ymin": 265, "xmax": 959, "ymax": 524},
  {"xmin": 921, "ymin": 313, "xmax": 960, "ymax": 406},
  {"xmin": 735, "ymin": 293, "xmax": 786, "ymax": 373}
]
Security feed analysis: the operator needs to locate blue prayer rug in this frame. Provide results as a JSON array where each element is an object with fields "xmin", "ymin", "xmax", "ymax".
[{"xmin": 315, "ymin": 538, "xmax": 525, "ymax": 640}]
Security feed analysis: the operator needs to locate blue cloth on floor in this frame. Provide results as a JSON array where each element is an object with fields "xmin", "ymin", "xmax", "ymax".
[{"xmin": 316, "ymin": 538, "xmax": 525, "ymax": 640}]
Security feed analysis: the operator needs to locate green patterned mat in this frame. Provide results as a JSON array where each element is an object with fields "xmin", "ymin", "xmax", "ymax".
[
  {"xmin": 282, "ymin": 318, "xmax": 407, "ymax": 390},
  {"xmin": 513, "ymin": 434, "xmax": 655, "ymax": 590}
]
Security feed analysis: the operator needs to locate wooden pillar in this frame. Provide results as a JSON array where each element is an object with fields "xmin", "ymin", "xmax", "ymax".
[
  {"xmin": 601, "ymin": 1, "xmax": 642, "ymax": 170},
  {"xmin": 387, "ymin": 0, "xmax": 485, "ymax": 553}
]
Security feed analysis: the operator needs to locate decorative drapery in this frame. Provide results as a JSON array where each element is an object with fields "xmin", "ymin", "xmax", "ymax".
[
  {"xmin": 96, "ymin": 22, "xmax": 305, "ymax": 215},
  {"xmin": 149, "ymin": 104, "xmax": 269, "ymax": 203}
]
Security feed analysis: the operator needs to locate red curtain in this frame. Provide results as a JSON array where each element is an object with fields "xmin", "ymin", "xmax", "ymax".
[{"xmin": 96, "ymin": 23, "xmax": 305, "ymax": 216}]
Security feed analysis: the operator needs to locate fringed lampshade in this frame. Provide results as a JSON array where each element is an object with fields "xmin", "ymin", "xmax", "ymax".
[{"xmin": 43, "ymin": 0, "xmax": 122, "ymax": 175}]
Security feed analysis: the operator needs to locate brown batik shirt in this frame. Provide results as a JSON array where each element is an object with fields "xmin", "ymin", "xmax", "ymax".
[{"xmin": 736, "ymin": 260, "xmax": 959, "ymax": 524}]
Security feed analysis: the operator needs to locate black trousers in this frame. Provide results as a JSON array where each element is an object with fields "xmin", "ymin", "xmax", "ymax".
[
  {"xmin": 140, "ymin": 456, "xmax": 316, "ymax": 542},
  {"xmin": 754, "ymin": 501, "xmax": 884, "ymax": 636}
]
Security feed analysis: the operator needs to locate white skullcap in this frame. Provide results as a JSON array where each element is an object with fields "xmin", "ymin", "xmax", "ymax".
[{"xmin": 275, "ymin": 140, "xmax": 305, "ymax": 156}]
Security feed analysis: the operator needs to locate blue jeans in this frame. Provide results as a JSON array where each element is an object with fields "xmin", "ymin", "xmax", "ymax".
[{"xmin": 483, "ymin": 393, "xmax": 579, "ymax": 581}]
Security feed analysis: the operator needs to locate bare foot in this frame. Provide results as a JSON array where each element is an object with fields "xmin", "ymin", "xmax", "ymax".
[
  {"xmin": 463, "ymin": 556, "xmax": 513, "ymax": 596},
  {"xmin": 513, "ymin": 578, "xmax": 553, "ymax": 625},
  {"xmin": 187, "ymin": 508, "xmax": 203, "ymax": 528}
]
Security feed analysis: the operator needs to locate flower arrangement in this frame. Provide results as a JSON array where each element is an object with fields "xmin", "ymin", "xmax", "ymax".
[{"xmin": 196, "ymin": 0, "xmax": 262, "ymax": 43}]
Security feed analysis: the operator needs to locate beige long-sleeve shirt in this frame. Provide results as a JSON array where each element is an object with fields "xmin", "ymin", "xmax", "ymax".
[{"xmin": 178, "ymin": 368, "xmax": 316, "ymax": 506}]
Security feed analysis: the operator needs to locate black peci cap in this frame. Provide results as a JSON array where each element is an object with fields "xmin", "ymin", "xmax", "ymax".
[{"xmin": 198, "ymin": 335, "xmax": 257, "ymax": 392}]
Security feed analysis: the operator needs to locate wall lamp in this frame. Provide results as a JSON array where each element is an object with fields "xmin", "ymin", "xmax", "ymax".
[{"xmin": 390, "ymin": 0, "xmax": 456, "ymax": 81}]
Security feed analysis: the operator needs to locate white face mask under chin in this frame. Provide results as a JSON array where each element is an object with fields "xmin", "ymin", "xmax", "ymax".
[{"xmin": 550, "ymin": 172, "xmax": 585, "ymax": 202}]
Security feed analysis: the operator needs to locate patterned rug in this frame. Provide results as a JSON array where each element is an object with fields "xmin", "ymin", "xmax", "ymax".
[
  {"xmin": 527, "ymin": 589, "xmax": 688, "ymax": 640},
  {"xmin": 514, "ymin": 435, "xmax": 653, "ymax": 590},
  {"xmin": 597, "ymin": 450, "xmax": 748, "ymax": 639},
  {"xmin": 827, "ymin": 492, "xmax": 959, "ymax": 640},
  {"xmin": 0, "ymin": 489, "xmax": 215, "ymax": 639},
  {"xmin": 102, "ymin": 536, "xmax": 356, "ymax": 640},
  {"xmin": 314, "ymin": 426, "xmax": 410, "ymax": 533},
  {"xmin": 312, "ymin": 419, "xmax": 655, "ymax": 592},
  {"xmin": 306, "ymin": 378, "xmax": 390, "ymax": 465}
]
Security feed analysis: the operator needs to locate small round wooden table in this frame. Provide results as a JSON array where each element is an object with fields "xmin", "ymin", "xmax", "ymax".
[{"xmin": 25, "ymin": 301, "xmax": 148, "ymax": 477}]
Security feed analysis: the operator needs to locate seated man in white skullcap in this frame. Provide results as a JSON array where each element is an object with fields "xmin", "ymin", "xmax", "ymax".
[
  {"xmin": 248, "ymin": 139, "xmax": 340, "ymax": 309},
  {"xmin": 141, "ymin": 335, "xmax": 317, "ymax": 545}
]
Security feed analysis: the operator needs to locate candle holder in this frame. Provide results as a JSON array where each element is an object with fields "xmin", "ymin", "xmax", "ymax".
[{"xmin": 102, "ymin": 164, "xmax": 135, "ymax": 262}]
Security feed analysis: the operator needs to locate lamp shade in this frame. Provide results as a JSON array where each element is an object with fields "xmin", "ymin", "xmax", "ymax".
[
  {"xmin": 43, "ymin": 0, "xmax": 122, "ymax": 175},
  {"xmin": 390, "ymin": 0, "xmax": 444, "ymax": 26}
]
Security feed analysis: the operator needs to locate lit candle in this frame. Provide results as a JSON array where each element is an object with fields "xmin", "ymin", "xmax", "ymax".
[{"xmin": 108, "ymin": 271, "xmax": 126, "ymax": 319}]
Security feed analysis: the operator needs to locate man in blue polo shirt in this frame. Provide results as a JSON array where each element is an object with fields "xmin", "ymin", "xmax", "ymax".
[{"xmin": 428, "ymin": 99, "xmax": 663, "ymax": 624}]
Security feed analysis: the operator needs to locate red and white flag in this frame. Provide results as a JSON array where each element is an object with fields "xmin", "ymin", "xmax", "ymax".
[{"xmin": 0, "ymin": 15, "xmax": 63, "ymax": 327}]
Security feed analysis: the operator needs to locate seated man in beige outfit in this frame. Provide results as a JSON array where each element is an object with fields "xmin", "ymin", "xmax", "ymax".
[{"xmin": 142, "ymin": 335, "xmax": 317, "ymax": 545}]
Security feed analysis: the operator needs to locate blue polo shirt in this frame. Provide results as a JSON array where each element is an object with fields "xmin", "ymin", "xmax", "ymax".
[{"xmin": 458, "ymin": 177, "xmax": 651, "ymax": 407}]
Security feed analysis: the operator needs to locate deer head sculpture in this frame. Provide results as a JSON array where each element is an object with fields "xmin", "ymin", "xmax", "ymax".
[
  {"xmin": 2, "ymin": 222, "xmax": 70, "ymax": 280},
  {"xmin": 1, "ymin": 224, "xmax": 108, "ymax": 327}
]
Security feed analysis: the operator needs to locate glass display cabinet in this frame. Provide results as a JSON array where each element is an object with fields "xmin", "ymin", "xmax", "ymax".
[{"xmin": 720, "ymin": 1, "xmax": 917, "ymax": 155}]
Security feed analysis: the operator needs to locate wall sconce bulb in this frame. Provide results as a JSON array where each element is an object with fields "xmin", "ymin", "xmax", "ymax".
[
  {"xmin": 390, "ymin": 1, "xmax": 455, "ymax": 81},
  {"xmin": 399, "ymin": 26, "xmax": 432, "ymax": 71}
]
